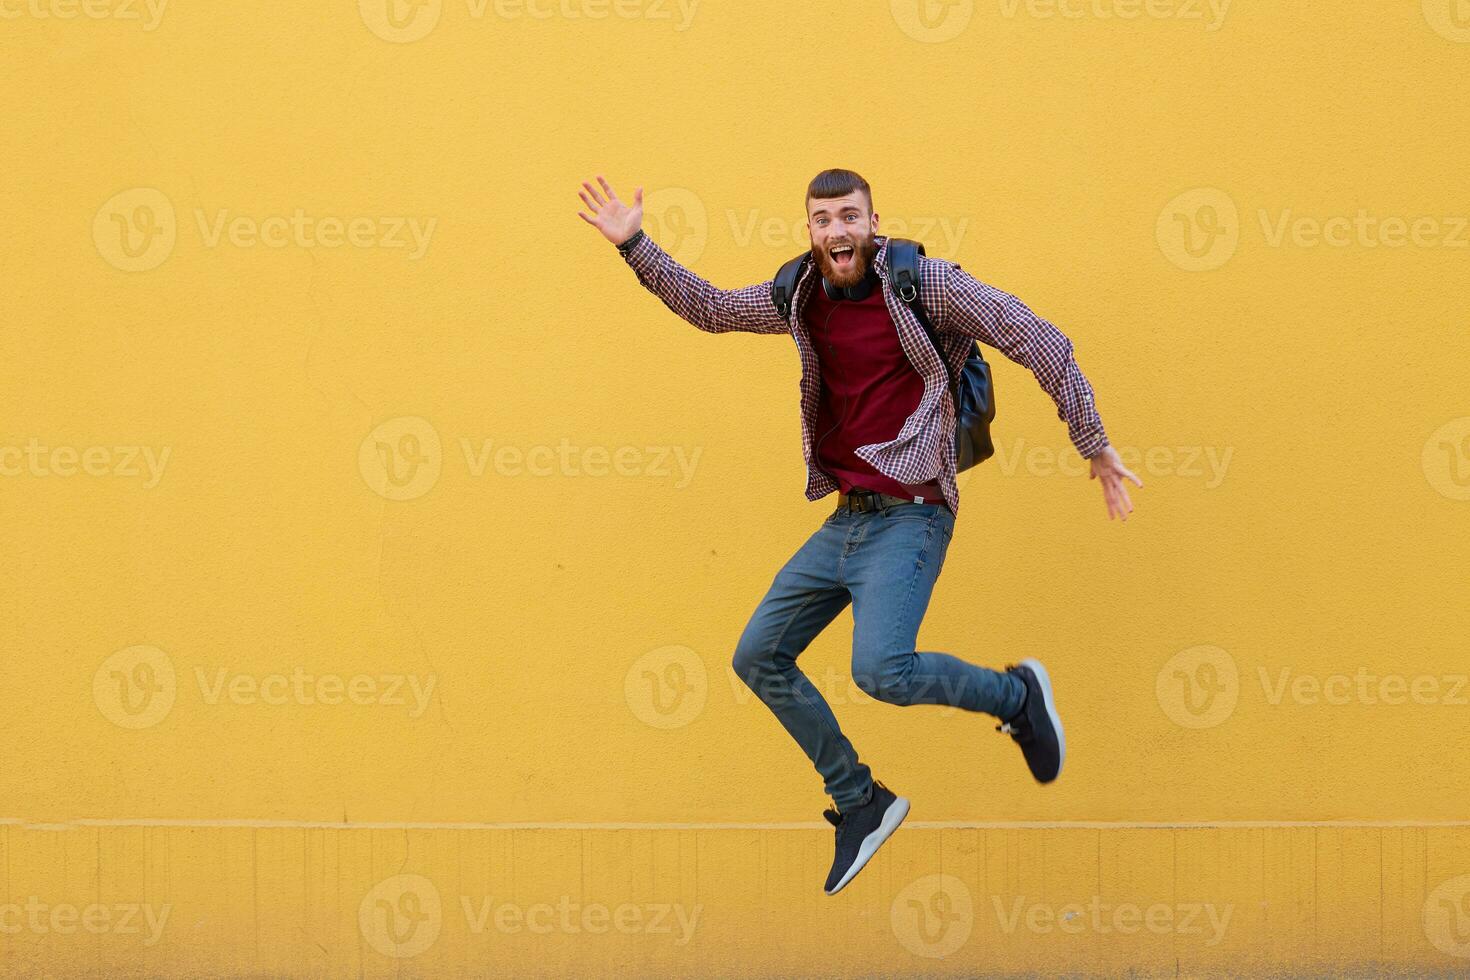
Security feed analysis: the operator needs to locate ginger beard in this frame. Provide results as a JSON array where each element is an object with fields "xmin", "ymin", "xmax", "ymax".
[{"xmin": 810, "ymin": 220, "xmax": 879, "ymax": 289}]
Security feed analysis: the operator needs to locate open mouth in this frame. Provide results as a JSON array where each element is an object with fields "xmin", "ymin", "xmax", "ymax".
[{"xmin": 829, "ymin": 244, "xmax": 856, "ymax": 269}]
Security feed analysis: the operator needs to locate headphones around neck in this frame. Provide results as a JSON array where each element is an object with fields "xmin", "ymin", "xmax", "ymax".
[{"xmin": 821, "ymin": 266, "xmax": 879, "ymax": 302}]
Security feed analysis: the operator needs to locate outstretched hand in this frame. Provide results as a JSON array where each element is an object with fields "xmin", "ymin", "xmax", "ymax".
[
  {"xmin": 1088, "ymin": 445, "xmax": 1143, "ymax": 521},
  {"xmin": 577, "ymin": 174, "xmax": 643, "ymax": 246}
]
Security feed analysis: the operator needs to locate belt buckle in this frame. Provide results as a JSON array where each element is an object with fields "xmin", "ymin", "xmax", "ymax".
[{"xmin": 846, "ymin": 489, "xmax": 881, "ymax": 513}]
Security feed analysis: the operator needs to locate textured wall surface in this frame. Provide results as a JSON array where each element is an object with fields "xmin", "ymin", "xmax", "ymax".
[{"xmin": 2, "ymin": 0, "xmax": 1468, "ymax": 976}]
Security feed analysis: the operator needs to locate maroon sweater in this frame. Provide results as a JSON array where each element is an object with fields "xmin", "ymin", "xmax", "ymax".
[{"xmin": 803, "ymin": 282, "xmax": 947, "ymax": 505}]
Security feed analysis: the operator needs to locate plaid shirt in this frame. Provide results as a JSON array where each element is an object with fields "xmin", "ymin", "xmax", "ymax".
[{"xmin": 616, "ymin": 230, "xmax": 1110, "ymax": 517}]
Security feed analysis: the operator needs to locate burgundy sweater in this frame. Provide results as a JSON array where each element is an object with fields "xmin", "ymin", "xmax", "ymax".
[{"xmin": 803, "ymin": 282, "xmax": 947, "ymax": 506}]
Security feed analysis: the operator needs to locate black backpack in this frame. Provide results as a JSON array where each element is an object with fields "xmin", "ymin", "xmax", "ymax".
[{"xmin": 770, "ymin": 238, "xmax": 996, "ymax": 471}]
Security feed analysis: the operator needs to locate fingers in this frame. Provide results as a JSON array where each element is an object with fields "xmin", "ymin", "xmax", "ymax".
[
  {"xmin": 582, "ymin": 180, "xmax": 608, "ymax": 208},
  {"xmin": 578, "ymin": 189, "xmax": 600, "ymax": 213},
  {"xmin": 1103, "ymin": 475, "xmax": 1134, "ymax": 521},
  {"xmin": 597, "ymin": 174, "xmax": 620, "ymax": 204},
  {"xmin": 634, "ymin": 186, "xmax": 643, "ymax": 204}
]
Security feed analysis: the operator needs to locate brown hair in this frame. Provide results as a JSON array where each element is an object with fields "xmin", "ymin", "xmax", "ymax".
[{"xmin": 806, "ymin": 169, "xmax": 873, "ymax": 214}]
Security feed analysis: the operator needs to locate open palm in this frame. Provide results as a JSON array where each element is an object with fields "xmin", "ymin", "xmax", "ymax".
[{"xmin": 577, "ymin": 174, "xmax": 643, "ymax": 246}]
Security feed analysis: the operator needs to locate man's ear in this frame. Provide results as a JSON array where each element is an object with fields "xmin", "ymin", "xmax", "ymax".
[{"xmin": 871, "ymin": 212, "xmax": 880, "ymax": 235}]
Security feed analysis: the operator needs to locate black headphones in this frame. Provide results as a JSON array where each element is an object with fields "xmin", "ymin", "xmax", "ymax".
[{"xmin": 821, "ymin": 267, "xmax": 879, "ymax": 302}]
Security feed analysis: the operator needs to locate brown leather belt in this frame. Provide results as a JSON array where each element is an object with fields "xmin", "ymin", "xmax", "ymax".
[{"xmin": 837, "ymin": 488, "xmax": 945, "ymax": 513}]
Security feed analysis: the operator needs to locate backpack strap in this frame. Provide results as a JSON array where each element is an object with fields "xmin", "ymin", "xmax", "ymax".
[
  {"xmin": 887, "ymin": 237, "xmax": 955, "ymax": 389},
  {"xmin": 770, "ymin": 251, "xmax": 812, "ymax": 318}
]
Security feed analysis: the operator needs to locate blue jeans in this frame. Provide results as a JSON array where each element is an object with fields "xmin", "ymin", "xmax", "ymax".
[{"xmin": 731, "ymin": 499, "xmax": 1026, "ymax": 812}]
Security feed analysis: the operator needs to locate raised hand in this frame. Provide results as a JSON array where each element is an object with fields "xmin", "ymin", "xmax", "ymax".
[
  {"xmin": 577, "ymin": 174, "xmax": 643, "ymax": 246},
  {"xmin": 1088, "ymin": 445, "xmax": 1143, "ymax": 521}
]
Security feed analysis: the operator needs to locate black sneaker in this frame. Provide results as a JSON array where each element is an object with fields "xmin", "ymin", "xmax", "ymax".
[
  {"xmin": 997, "ymin": 657, "xmax": 1065, "ymax": 783},
  {"xmin": 822, "ymin": 780, "xmax": 909, "ymax": 895}
]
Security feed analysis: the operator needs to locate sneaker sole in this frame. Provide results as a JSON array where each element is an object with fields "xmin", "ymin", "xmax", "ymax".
[
  {"xmin": 1019, "ymin": 656, "xmax": 1065, "ymax": 780},
  {"xmin": 824, "ymin": 795, "xmax": 910, "ymax": 896}
]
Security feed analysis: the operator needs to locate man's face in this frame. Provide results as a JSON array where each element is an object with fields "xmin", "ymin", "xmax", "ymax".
[{"xmin": 807, "ymin": 191, "xmax": 879, "ymax": 289}]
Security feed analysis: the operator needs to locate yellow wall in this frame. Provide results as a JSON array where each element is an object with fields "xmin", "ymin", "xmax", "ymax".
[{"xmin": 2, "ymin": 1, "xmax": 1468, "ymax": 975}]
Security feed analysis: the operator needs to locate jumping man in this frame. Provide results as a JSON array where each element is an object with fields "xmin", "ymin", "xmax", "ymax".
[{"xmin": 578, "ymin": 169, "xmax": 1141, "ymax": 895}]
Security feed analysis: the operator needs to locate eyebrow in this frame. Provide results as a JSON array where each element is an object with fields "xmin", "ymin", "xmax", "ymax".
[{"xmin": 810, "ymin": 203, "xmax": 862, "ymax": 217}]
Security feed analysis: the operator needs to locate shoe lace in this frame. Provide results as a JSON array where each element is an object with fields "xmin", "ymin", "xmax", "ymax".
[{"xmin": 996, "ymin": 665, "xmax": 1034, "ymax": 742}]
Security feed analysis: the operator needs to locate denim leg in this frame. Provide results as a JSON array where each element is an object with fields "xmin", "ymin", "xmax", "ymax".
[
  {"xmin": 732, "ymin": 515, "xmax": 873, "ymax": 811},
  {"xmin": 846, "ymin": 504, "xmax": 1025, "ymax": 719}
]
